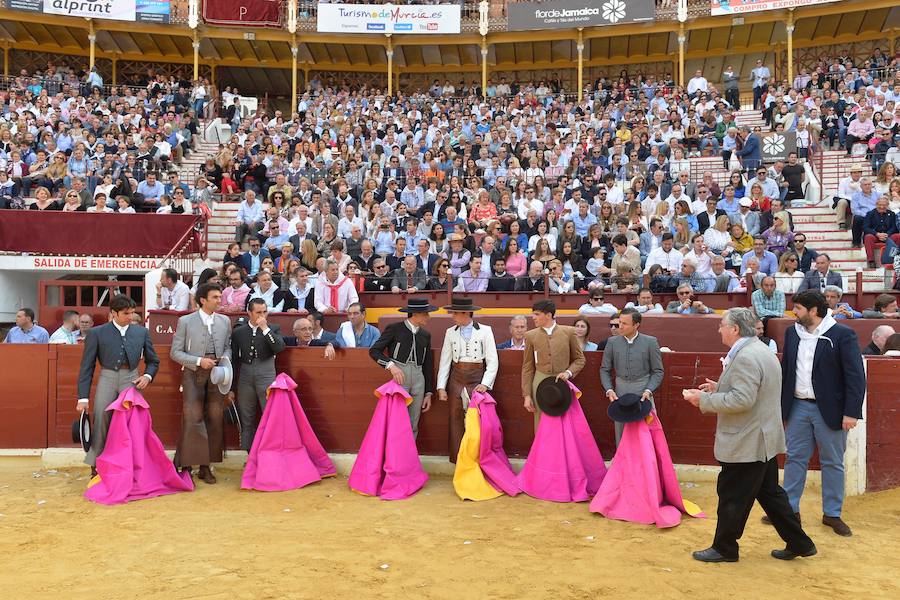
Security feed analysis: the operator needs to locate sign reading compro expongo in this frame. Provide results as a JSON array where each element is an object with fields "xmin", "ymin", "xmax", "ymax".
[
  {"xmin": 316, "ymin": 2, "xmax": 461, "ymax": 34},
  {"xmin": 507, "ymin": 0, "xmax": 654, "ymax": 31},
  {"xmin": 710, "ymin": 0, "xmax": 840, "ymax": 17}
]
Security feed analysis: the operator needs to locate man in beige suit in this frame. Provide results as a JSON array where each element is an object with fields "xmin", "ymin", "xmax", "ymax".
[
  {"xmin": 522, "ymin": 299, "xmax": 585, "ymax": 426},
  {"xmin": 683, "ymin": 308, "xmax": 815, "ymax": 563}
]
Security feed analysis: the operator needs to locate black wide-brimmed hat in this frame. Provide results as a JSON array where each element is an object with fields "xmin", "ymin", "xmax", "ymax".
[
  {"xmin": 71, "ymin": 411, "xmax": 92, "ymax": 453},
  {"xmin": 607, "ymin": 393, "xmax": 652, "ymax": 423},
  {"xmin": 535, "ymin": 378, "xmax": 572, "ymax": 417},
  {"xmin": 443, "ymin": 296, "xmax": 482, "ymax": 312},
  {"xmin": 398, "ymin": 297, "xmax": 438, "ymax": 313}
]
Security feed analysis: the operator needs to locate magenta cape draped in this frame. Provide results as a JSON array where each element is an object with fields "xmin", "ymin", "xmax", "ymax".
[
  {"xmin": 472, "ymin": 391, "xmax": 520, "ymax": 496},
  {"xmin": 348, "ymin": 380, "xmax": 428, "ymax": 500},
  {"xmin": 517, "ymin": 382, "xmax": 607, "ymax": 502},
  {"xmin": 84, "ymin": 388, "xmax": 193, "ymax": 505},
  {"xmin": 241, "ymin": 373, "xmax": 336, "ymax": 492},
  {"xmin": 590, "ymin": 412, "xmax": 705, "ymax": 528}
]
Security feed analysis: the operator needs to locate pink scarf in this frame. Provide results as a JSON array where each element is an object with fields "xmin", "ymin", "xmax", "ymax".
[{"xmin": 324, "ymin": 275, "xmax": 348, "ymax": 310}]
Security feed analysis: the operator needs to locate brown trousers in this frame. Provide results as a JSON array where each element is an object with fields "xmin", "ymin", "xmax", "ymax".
[
  {"xmin": 447, "ymin": 362, "xmax": 485, "ymax": 463},
  {"xmin": 174, "ymin": 366, "xmax": 225, "ymax": 468}
]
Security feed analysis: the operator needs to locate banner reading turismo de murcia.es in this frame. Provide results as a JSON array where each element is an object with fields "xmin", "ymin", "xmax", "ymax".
[
  {"xmin": 507, "ymin": 0, "xmax": 655, "ymax": 31},
  {"xmin": 317, "ymin": 2, "xmax": 461, "ymax": 35}
]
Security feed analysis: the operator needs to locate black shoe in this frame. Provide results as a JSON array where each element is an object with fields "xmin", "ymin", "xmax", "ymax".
[
  {"xmin": 762, "ymin": 512, "xmax": 801, "ymax": 526},
  {"xmin": 90, "ymin": 467, "xmax": 98, "ymax": 478},
  {"xmin": 822, "ymin": 516, "xmax": 852, "ymax": 537},
  {"xmin": 772, "ymin": 545, "xmax": 817, "ymax": 560},
  {"xmin": 692, "ymin": 547, "xmax": 738, "ymax": 563}
]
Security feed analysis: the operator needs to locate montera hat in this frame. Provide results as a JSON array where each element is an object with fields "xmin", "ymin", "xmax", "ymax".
[
  {"xmin": 443, "ymin": 296, "xmax": 482, "ymax": 312},
  {"xmin": 535, "ymin": 378, "xmax": 572, "ymax": 417},
  {"xmin": 607, "ymin": 392, "xmax": 653, "ymax": 423},
  {"xmin": 398, "ymin": 297, "xmax": 438, "ymax": 313},
  {"xmin": 72, "ymin": 411, "xmax": 92, "ymax": 453}
]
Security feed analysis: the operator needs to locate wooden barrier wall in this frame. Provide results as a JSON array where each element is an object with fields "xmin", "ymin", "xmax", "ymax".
[
  {"xmin": 149, "ymin": 311, "xmax": 890, "ymax": 352},
  {"xmin": 3, "ymin": 346, "xmax": 898, "ymax": 493}
]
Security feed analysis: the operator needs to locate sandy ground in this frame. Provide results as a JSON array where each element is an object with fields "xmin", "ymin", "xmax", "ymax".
[{"xmin": 1, "ymin": 457, "xmax": 898, "ymax": 600}]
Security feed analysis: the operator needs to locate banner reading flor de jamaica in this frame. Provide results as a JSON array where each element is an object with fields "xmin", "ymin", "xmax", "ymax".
[
  {"xmin": 507, "ymin": 0, "xmax": 654, "ymax": 32},
  {"xmin": 37, "ymin": 0, "xmax": 170, "ymax": 23},
  {"xmin": 317, "ymin": 2, "xmax": 461, "ymax": 35}
]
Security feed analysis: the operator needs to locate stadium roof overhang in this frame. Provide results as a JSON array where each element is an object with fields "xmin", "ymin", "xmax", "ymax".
[{"xmin": 0, "ymin": 1, "xmax": 896, "ymax": 77}]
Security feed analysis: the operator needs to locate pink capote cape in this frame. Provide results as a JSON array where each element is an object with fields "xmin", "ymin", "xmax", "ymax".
[
  {"xmin": 590, "ymin": 412, "xmax": 704, "ymax": 528},
  {"xmin": 452, "ymin": 391, "xmax": 520, "ymax": 500},
  {"xmin": 517, "ymin": 381, "xmax": 607, "ymax": 502},
  {"xmin": 84, "ymin": 388, "xmax": 193, "ymax": 505},
  {"xmin": 348, "ymin": 380, "xmax": 428, "ymax": 500},
  {"xmin": 241, "ymin": 373, "xmax": 336, "ymax": 492}
]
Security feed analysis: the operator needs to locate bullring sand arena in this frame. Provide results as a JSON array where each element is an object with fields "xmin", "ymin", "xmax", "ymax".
[{"xmin": 2, "ymin": 458, "xmax": 899, "ymax": 600}]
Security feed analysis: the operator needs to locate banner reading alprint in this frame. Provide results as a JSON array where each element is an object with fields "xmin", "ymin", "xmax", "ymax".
[
  {"xmin": 43, "ymin": 0, "xmax": 135, "ymax": 20},
  {"xmin": 202, "ymin": 0, "xmax": 283, "ymax": 28},
  {"xmin": 710, "ymin": 0, "xmax": 839, "ymax": 17},
  {"xmin": 36, "ymin": 0, "xmax": 169, "ymax": 23},
  {"xmin": 507, "ymin": 0, "xmax": 654, "ymax": 31},
  {"xmin": 317, "ymin": 2, "xmax": 461, "ymax": 34}
]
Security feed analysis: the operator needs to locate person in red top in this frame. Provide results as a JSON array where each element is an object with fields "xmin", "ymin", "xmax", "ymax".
[
  {"xmin": 219, "ymin": 170, "xmax": 240, "ymax": 195},
  {"xmin": 468, "ymin": 189, "xmax": 498, "ymax": 228}
]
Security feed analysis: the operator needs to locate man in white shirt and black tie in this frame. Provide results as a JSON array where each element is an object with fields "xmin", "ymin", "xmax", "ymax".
[{"xmin": 436, "ymin": 297, "xmax": 499, "ymax": 462}]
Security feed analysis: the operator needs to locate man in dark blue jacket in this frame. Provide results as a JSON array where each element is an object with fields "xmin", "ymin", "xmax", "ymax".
[
  {"xmin": 735, "ymin": 126, "xmax": 762, "ymax": 171},
  {"xmin": 778, "ymin": 291, "xmax": 865, "ymax": 537},
  {"xmin": 77, "ymin": 294, "xmax": 159, "ymax": 477},
  {"xmin": 238, "ymin": 240, "xmax": 271, "ymax": 277},
  {"xmin": 861, "ymin": 197, "xmax": 900, "ymax": 267}
]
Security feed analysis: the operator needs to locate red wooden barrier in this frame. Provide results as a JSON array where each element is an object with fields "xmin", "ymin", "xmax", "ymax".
[
  {"xmin": 864, "ymin": 359, "xmax": 900, "ymax": 492},
  {"xmin": 0, "ymin": 345, "xmax": 49, "ymax": 448},
  {"xmin": 3, "ymin": 345, "xmax": 895, "ymax": 493}
]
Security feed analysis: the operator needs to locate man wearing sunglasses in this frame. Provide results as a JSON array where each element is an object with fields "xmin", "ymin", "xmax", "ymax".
[{"xmin": 601, "ymin": 308, "xmax": 664, "ymax": 444}]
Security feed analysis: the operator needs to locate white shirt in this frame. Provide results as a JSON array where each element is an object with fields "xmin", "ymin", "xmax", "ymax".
[
  {"xmin": 837, "ymin": 175, "xmax": 862, "ymax": 200},
  {"xmin": 198, "ymin": 309, "xmax": 215, "ymax": 334},
  {"xmin": 436, "ymin": 323, "xmax": 499, "ymax": 389},
  {"xmin": 161, "ymin": 280, "xmax": 191, "ymax": 311},
  {"xmin": 794, "ymin": 318, "xmax": 835, "ymax": 399},
  {"xmin": 643, "ymin": 247, "xmax": 683, "ymax": 274}
]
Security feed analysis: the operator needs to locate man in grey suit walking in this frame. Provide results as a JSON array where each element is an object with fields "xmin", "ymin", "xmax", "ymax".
[
  {"xmin": 683, "ymin": 308, "xmax": 816, "ymax": 563},
  {"xmin": 171, "ymin": 283, "xmax": 233, "ymax": 484},
  {"xmin": 600, "ymin": 308, "xmax": 664, "ymax": 444},
  {"xmin": 231, "ymin": 298, "xmax": 285, "ymax": 451},
  {"xmin": 77, "ymin": 294, "xmax": 159, "ymax": 477}
]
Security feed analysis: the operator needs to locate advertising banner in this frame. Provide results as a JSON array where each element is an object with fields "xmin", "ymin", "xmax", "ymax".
[
  {"xmin": 760, "ymin": 131, "xmax": 797, "ymax": 163},
  {"xmin": 11, "ymin": 1, "xmax": 169, "ymax": 23},
  {"xmin": 43, "ymin": 0, "xmax": 136, "ymax": 21},
  {"xmin": 202, "ymin": 0, "xmax": 283, "ymax": 28},
  {"xmin": 317, "ymin": 2, "xmax": 461, "ymax": 35},
  {"xmin": 710, "ymin": 0, "xmax": 839, "ymax": 17},
  {"xmin": 507, "ymin": 0, "xmax": 654, "ymax": 31}
]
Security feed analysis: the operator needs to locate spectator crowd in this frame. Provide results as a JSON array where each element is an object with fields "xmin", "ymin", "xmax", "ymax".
[{"xmin": 2, "ymin": 49, "xmax": 900, "ymax": 323}]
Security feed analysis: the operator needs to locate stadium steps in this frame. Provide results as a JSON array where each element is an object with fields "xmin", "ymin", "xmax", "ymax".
[{"xmin": 788, "ymin": 204, "xmax": 889, "ymax": 291}]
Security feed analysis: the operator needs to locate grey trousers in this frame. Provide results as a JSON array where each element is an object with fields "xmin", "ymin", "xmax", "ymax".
[
  {"xmin": 396, "ymin": 361, "xmax": 425, "ymax": 438},
  {"xmin": 237, "ymin": 360, "xmax": 277, "ymax": 451},
  {"xmin": 84, "ymin": 368, "xmax": 138, "ymax": 467}
]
